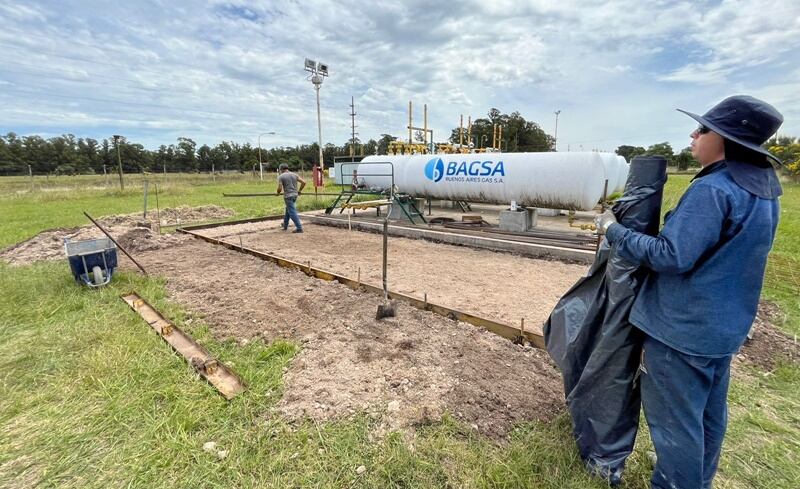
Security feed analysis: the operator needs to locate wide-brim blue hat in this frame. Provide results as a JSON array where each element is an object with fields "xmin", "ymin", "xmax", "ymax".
[{"xmin": 677, "ymin": 95, "xmax": 784, "ymax": 164}]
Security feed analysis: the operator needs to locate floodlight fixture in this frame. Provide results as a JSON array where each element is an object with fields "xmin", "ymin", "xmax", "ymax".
[
  {"xmin": 318, "ymin": 63, "xmax": 329, "ymax": 76},
  {"xmin": 304, "ymin": 58, "xmax": 317, "ymax": 72}
]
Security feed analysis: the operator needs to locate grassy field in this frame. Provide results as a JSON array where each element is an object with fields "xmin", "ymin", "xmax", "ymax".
[{"xmin": 1, "ymin": 173, "xmax": 798, "ymax": 488}]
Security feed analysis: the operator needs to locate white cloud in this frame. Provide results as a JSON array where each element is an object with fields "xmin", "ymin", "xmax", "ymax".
[{"xmin": 0, "ymin": 0, "xmax": 797, "ymax": 152}]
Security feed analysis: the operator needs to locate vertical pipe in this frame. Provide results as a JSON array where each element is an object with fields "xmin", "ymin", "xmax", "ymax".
[
  {"xmin": 423, "ymin": 104, "xmax": 428, "ymax": 151},
  {"xmin": 459, "ymin": 115, "xmax": 464, "ymax": 148},
  {"xmin": 499, "ymin": 126, "xmax": 503, "ymax": 151},
  {"xmin": 316, "ymin": 84, "xmax": 324, "ymax": 171},
  {"xmin": 467, "ymin": 116, "xmax": 472, "ymax": 151},
  {"xmin": 408, "ymin": 100, "xmax": 413, "ymax": 144},
  {"xmin": 492, "ymin": 124, "xmax": 497, "ymax": 150}
]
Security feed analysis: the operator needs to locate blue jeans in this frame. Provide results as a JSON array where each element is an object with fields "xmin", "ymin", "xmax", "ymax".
[
  {"xmin": 640, "ymin": 335, "xmax": 732, "ymax": 489},
  {"xmin": 283, "ymin": 196, "xmax": 302, "ymax": 230}
]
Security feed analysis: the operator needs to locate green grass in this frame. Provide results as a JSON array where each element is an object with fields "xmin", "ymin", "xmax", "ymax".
[
  {"xmin": 0, "ymin": 172, "xmax": 345, "ymax": 249},
  {"xmin": 1, "ymin": 174, "xmax": 799, "ymax": 488}
]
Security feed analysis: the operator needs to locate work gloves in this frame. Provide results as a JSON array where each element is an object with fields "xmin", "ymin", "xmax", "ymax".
[{"xmin": 594, "ymin": 210, "xmax": 617, "ymax": 235}]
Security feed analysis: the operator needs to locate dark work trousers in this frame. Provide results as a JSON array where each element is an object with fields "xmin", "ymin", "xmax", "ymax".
[
  {"xmin": 640, "ymin": 334, "xmax": 732, "ymax": 489},
  {"xmin": 282, "ymin": 196, "xmax": 302, "ymax": 231}
]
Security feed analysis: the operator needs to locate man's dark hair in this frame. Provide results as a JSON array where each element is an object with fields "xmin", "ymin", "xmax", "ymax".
[{"xmin": 279, "ymin": 163, "xmax": 289, "ymax": 171}]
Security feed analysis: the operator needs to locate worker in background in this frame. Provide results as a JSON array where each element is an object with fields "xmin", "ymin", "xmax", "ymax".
[
  {"xmin": 594, "ymin": 95, "xmax": 783, "ymax": 489},
  {"xmin": 276, "ymin": 163, "xmax": 306, "ymax": 233}
]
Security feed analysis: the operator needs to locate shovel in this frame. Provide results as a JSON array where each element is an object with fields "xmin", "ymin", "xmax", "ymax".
[{"xmin": 376, "ymin": 217, "xmax": 397, "ymax": 319}]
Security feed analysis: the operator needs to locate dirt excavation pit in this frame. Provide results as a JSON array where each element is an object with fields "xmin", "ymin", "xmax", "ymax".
[
  {"xmin": 198, "ymin": 220, "xmax": 589, "ymax": 330},
  {"xmin": 136, "ymin": 239, "xmax": 566, "ymax": 438},
  {"xmin": 0, "ymin": 205, "xmax": 233, "ymax": 266}
]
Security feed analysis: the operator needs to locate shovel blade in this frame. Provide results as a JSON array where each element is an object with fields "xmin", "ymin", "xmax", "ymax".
[{"xmin": 376, "ymin": 300, "xmax": 397, "ymax": 320}]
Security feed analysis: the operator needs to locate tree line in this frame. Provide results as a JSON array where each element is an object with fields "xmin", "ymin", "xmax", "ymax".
[
  {"xmin": 0, "ymin": 133, "xmax": 370, "ymax": 176},
  {"xmin": 2, "ymin": 107, "xmax": 796, "ymax": 177}
]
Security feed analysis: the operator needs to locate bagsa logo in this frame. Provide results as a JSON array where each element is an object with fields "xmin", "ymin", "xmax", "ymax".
[
  {"xmin": 424, "ymin": 157, "xmax": 445, "ymax": 182},
  {"xmin": 424, "ymin": 158, "xmax": 506, "ymax": 183}
]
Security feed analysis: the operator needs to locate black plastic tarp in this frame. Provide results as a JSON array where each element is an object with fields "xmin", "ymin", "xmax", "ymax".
[{"xmin": 543, "ymin": 156, "xmax": 667, "ymax": 482}]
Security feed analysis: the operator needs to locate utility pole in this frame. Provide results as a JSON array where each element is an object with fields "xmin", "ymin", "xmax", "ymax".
[
  {"xmin": 554, "ymin": 110, "xmax": 561, "ymax": 151},
  {"xmin": 349, "ymin": 96, "xmax": 358, "ymax": 157},
  {"xmin": 113, "ymin": 135, "xmax": 124, "ymax": 190}
]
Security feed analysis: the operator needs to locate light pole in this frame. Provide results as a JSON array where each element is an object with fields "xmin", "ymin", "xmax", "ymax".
[
  {"xmin": 304, "ymin": 58, "xmax": 329, "ymax": 171},
  {"xmin": 112, "ymin": 135, "xmax": 124, "ymax": 190},
  {"xmin": 553, "ymin": 110, "xmax": 561, "ymax": 151},
  {"xmin": 257, "ymin": 131, "xmax": 276, "ymax": 180}
]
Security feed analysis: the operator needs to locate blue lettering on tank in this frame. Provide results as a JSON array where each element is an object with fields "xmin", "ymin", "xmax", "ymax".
[{"xmin": 492, "ymin": 161, "xmax": 505, "ymax": 176}]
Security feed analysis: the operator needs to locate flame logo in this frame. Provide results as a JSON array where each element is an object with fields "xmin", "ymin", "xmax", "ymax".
[{"xmin": 424, "ymin": 157, "xmax": 445, "ymax": 182}]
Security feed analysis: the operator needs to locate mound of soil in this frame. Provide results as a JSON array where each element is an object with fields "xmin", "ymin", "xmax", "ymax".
[
  {"xmin": 137, "ymin": 240, "xmax": 565, "ymax": 439},
  {"xmin": 0, "ymin": 205, "xmax": 233, "ymax": 266},
  {"xmin": 100, "ymin": 205, "xmax": 234, "ymax": 227}
]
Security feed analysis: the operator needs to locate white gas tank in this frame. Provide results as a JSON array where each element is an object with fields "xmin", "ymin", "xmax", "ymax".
[{"xmin": 358, "ymin": 152, "xmax": 607, "ymax": 210}]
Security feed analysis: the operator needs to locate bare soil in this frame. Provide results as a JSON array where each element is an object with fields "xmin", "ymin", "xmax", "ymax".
[
  {"xmin": 136, "ymin": 240, "xmax": 564, "ymax": 438},
  {"xmin": 738, "ymin": 301, "xmax": 800, "ymax": 371},
  {"xmin": 198, "ymin": 221, "xmax": 589, "ymax": 331},
  {"xmin": 0, "ymin": 205, "xmax": 232, "ymax": 266}
]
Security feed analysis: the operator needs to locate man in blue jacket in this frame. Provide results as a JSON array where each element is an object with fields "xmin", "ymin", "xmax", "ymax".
[{"xmin": 595, "ymin": 95, "xmax": 783, "ymax": 488}]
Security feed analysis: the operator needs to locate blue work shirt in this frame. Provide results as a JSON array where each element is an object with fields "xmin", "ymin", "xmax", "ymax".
[{"xmin": 605, "ymin": 161, "xmax": 780, "ymax": 357}]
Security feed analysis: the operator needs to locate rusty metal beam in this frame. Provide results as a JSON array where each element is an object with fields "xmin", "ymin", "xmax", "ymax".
[
  {"xmin": 178, "ymin": 214, "xmax": 285, "ymax": 232},
  {"xmin": 177, "ymin": 228, "xmax": 545, "ymax": 349},
  {"xmin": 121, "ymin": 292, "xmax": 246, "ymax": 400}
]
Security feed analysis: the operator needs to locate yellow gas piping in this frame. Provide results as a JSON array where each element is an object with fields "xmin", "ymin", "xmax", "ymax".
[
  {"xmin": 568, "ymin": 210, "xmax": 597, "ymax": 231},
  {"xmin": 467, "ymin": 115, "xmax": 472, "ymax": 152}
]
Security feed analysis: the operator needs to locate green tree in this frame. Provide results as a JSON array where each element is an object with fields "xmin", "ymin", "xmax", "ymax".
[
  {"xmin": 0, "ymin": 136, "xmax": 14, "ymax": 175},
  {"xmin": 449, "ymin": 109, "xmax": 553, "ymax": 152},
  {"xmin": 615, "ymin": 145, "xmax": 646, "ymax": 162},
  {"xmin": 766, "ymin": 136, "xmax": 800, "ymax": 180},
  {"xmin": 376, "ymin": 135, "xmax": 395, "ymax": 155},
  {"xmin": 154, "ymin": 145, "xmax": 174, "ymax": 173},
  {"xmin": 197, "ymin": 144, "xmax": 213, "ymax": 171},
  {"xmin": 176, "ymin": 137, "xmax": 197, "ymax": 172},
  {"xmin": 674, "ymin": 147, "xmax": 696, "ymax": 171},
  {"xmin": 646, "ymin": 142, "xmax": 675, "ymax": 164},
  {"xmin": 363, "ymin": 139, "xmax": 377, "ymax": 156}
]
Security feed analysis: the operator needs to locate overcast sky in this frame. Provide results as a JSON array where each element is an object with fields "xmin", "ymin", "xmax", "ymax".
[{"xmin": 1, "ymin": 0, "xmax": 798, "ymax": 153}]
